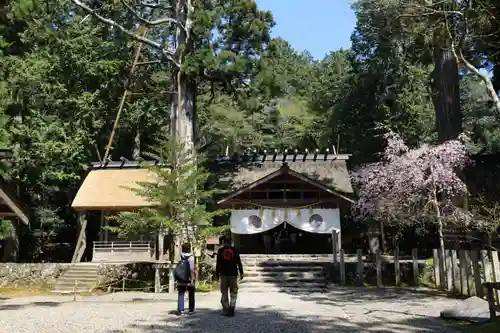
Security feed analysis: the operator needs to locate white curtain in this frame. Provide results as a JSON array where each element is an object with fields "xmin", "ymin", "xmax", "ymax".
[
  {"xmin": 230, "ymin": 208, "xmax": 340, "ymax": 235},
  {"xmin": 230, "ymin": 209, "xmax": 283, "ymax": 234}
]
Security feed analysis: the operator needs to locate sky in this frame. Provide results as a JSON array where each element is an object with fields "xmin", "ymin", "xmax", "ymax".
[{"xmin": 255, "ymin": 0, "xmax": 356, "ymax": 60}]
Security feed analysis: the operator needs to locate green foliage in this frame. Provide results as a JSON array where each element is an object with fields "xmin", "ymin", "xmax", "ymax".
[
  {"xmin": 0, "ymin": 219, "xmax": 14, "ymax": 240},
  {"xmin": 1, "ymin": 0, "xmax": 500, "ymax": 260},
  {"xmin": 108, "ymin": 135, "xmax": 230, "ymax": 244},
  {"xmin": 469, "ymin": 197, "xmax": 500, "ymax": 237}
]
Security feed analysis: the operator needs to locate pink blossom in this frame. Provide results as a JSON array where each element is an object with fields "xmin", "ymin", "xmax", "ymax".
[{"xmin": 352, "ymin": 130, "xmax": 471, "ymax": 228}]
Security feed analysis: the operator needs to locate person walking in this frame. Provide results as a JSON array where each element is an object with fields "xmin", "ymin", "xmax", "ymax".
[
  {"xmin": 174, "ymin": 243, "xmax": 196, "ymax": 316},
  {"xmin": 215, "ymin": 236, "xmax": 244, "ymax": 317}
]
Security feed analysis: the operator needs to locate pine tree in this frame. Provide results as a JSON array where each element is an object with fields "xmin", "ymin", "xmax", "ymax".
[{"xmin": 108, "ymin": 134, "xmax": 229, "ymax": 255}]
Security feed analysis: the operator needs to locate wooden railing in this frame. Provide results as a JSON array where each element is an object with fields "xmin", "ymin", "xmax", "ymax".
[
  {"xmin": 92, "ymin": 241, "xmax": 154, "ymax": 262},
  {"xmin": 484, "ymin": 282, "xmax": 500, "ymax": 319}
]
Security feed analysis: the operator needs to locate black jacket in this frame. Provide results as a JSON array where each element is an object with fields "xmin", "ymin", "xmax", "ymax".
[{"xmin": 215, "ymin": 246, "xmax": 244, "ymax": 277}]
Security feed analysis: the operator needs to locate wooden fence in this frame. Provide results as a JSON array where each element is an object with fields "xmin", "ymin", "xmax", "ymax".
[
  {"xmin": 431, "ymin": 249, "xmax": 500, "ymax": 299},
  {"xmin": 335, "ymin": 248, "xmax": 500, "ymax": 295}
]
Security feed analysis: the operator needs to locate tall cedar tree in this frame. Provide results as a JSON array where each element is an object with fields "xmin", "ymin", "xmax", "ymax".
[{"xmin": 72, "ymin": 0, "xmax": 274, "ymax": 151}]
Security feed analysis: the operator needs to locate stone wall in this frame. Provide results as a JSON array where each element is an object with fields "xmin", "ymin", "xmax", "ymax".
[
  {"xmin": 0, "ymin": 263, "xmax": 70, "ymax": 288},
  {"xmin": 96, "ymin": 262, "xmax": 157, "ymax": 291}
]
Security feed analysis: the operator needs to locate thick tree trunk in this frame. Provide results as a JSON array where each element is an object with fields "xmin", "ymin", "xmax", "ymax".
[
  {"xmin": 170, "ymin": 72, "xmax": 195, "ymax": 151},
  {"xmin": 170, "ymin": 72, "xmax": 195, "ymax": 260},
  {"xmin": 431, "ymin": 47, "xmax": 462, "ymax": 143}
]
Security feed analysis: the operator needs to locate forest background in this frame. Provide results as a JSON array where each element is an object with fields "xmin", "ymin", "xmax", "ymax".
[{"xmin": 1, "ymin": 0, "xmax": 499, "ymax": 261}]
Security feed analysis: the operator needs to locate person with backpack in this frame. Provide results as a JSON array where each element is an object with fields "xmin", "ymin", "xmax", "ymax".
[
  {"xmin": 174, "ymin": 243, "xmax": 196, "ymax": 315},
  {"xmin": 215, "ymin": 236, "xmax": 244, "ymax": 317}
]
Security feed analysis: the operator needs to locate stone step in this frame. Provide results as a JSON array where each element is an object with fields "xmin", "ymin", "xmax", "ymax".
[
  {"xmin": 242, "ymin": 262, "xmax": 328, "ymax": 270},
  {"xmin": 243, "ymin": 270, "xmax": 324, "ymax": 278},
  {"xmin": 67, "ymin": 264, "xmax": 101, "ymax": 268},
  {"xmin": 240, "ymin": 254, "xmax": 331, "ymax": 258},
  {"xmin": 51, "ymin": 288, "xmax": 93, "ymax": 294},
  {"xmin": 239, "ymin": 281, "xmax": 328, "ymax": 291},
  {"xmin": 53, "ymin": 264, "xmax": 101, "ymax": 293},
  {"xmin": 63, "ymin": 272, "xmax": 99, "ymax": 278},
  {"xmin": 56, "ymin": 279, "xmax": 97, "ymax": 287},
  {"xmin": 56, "ymin": 276, "xmax": 97, "ymax": 283},
  {"xmin": 244, "ymin": 265, "xmax": 325, "ymax": 272},
  {"xmin": 241, "ymin": 277, "xmax": 324, "ymax": 284},
  {"xmin": 242, "ymin": 260, "xmax": 329, "ymax": 266},
  {"xmin": 64, "ymin": 270, "xmax": 99, "ymax": 276},
  {"xmin": 241, "ymin": 257, "xmax": 331, "ymax": 261}
]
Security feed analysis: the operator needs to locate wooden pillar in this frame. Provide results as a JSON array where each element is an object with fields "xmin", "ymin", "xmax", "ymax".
[
  {"xmin": 168, "ymin": 263, "xmax": 175, "ymax": 294},
  {"xmin": 337, "ymin": 230, "xmax": 342, "ymax": 253},
  {"xmin": 104, "ymin": 213, "xmax": 109, "ymax": 242},
  {"xmin": 367, "ymin": 220, "xmax": 380, "ymax": 255},
  {"xmin": 71, "ymin": 212, "xmax": 88, "ymax": 263},
  {"xmin": 154, "ymin": 265, "xmax": 161, "ymax": 293},
  {"xmin": 158, "ymin": 229, "xmax": 166, "ymax": 262},
  {"xmin": 339, "ymin": 249, "xmax": 346, "ymax": 286},
  {"xmin": 332, "ymin": 230, "xmax": 338, "ymax": 263},
  {"xmin": 99, "ymin": 211, "xmax": 105, "ymax": 241},
  {"xmin": 376, "ymin": 249, "xmax": 383, "ymax": 287},
  {"xmin": 394, "ymin": 246, "xmax": 401, "ymax": 286},
  {"xmin": 356, "ymin": 249, "xmax": 364, "ymax": 286},
  {"xmin": 412, "ymin": 248, "xmax": 419, "ymax": 287}
]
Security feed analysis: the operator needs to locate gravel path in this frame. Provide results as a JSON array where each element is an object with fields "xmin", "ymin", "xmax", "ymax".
[{"xmin": 0, "ymin": 288, "xmax": 461, "ymax": 333}]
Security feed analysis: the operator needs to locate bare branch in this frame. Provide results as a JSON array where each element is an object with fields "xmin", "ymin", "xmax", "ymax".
[
  {"xmin": 414, "ymin": 3, "xmax": 463, "ymax": 16},
  {"xmin": 136, "ymin": 60, "xmax": 162, "ymax": 66},
  {"xmin": 139, "ymin": 1, "xmax": 172, "ymax": 10},
  {"xmin": 121, "ymin": 0, "xmax": 186, "ymax": 29},
  {"xmin": 444, "ymin": 10, "xmax": 500, "ymax": 115},
  {"xmin": 71, "ymin": 0, "xmax": 180, "ymax": 67}
]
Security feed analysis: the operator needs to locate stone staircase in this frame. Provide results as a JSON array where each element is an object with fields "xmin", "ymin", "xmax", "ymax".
[
  {"xmin": 239, "ymin": 254, "xmax": 331, "ymax": 293},
  {"xmin": 52, "ymin": 263, "xmax": 101, "ymax": 294}
]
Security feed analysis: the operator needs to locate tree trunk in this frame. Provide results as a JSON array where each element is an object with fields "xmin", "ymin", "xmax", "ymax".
[
  {"xmin": 431, "ymin": 185, "xmax": 446, "ymax": 285},
  {"xmin": 431, "ymin": 47, "xmax": 462, "ymax": 143},
  {"xmin": 379, "ymin": 219, "xmax": 386, "ymax": 253},
  {"xmin": 171, "ymin": 72, "xmax": 195, "ymax": 150}
]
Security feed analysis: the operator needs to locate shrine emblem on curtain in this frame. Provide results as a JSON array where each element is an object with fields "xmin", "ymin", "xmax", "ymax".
[{"xmin": 230, "ymin": 208, "xmax": 340, "ymax": 234}]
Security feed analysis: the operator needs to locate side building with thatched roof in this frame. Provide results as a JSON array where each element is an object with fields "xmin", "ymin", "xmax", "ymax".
[
  {"xmin": 214, "ymin": 150, "xmax": 355, "ymax": 254},
  {"xmin": 71, "ymin": 160, "xmax": 160, "ymax": 263}
]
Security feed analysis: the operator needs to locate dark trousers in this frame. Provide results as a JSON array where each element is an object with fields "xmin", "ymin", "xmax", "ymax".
[
  {"xmin": 220, "ymin": 275, "xmax": 238, "ymax": 309},
  {"xmin": 177, "ymin": 285, "xmax": 195, "ymax": 312}
]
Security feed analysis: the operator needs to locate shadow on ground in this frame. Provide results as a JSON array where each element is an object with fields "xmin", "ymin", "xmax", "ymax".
[
  {"xmin": 294, "ymin": 287, "xmax": 460, "ymax": 306},
  {"xmin": 105, "ymin": 306, "xmax": 460, "ymax": 333},
  {"xmin": 0, "ymin": 301, "xmax": 61, "ymax": 311}
]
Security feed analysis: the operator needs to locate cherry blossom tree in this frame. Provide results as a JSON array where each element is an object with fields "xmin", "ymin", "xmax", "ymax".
[{"xmin": 352, "ymin": 130, "xmax": 473, "ymax": 258}]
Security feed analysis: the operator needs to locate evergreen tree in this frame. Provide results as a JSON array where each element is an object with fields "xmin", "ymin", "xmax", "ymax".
[{"xmin": 108, "ymin": 135, "xmax": 229, "ymax": 254}]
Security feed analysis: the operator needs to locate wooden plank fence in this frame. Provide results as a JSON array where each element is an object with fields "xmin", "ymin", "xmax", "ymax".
[
  {"xmin": 335, "ymin": 248, "xmax": 500, "ymax": 299},
  {"xmin": 336, "ymin": 248, "xmax": 424, "ymax": 287},
  {"xmin": 430, "ymin": 249, "xmax": 500, "ymax": 299}
]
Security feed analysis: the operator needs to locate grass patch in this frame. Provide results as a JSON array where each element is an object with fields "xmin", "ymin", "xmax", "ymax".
[
  {"xmin": 196, "ymin": 281, "xmax": 218, "ymax": 293},
  {"xmin": 0, "ymin": 285, "xmax": 52, "ymax": 298},
  {"xmin": 453, "ymin": 318, "xmax": 500, "ymax": 333}
]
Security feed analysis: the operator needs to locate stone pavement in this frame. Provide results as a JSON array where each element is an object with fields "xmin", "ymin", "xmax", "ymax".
[{"xmin": 0, "ymin": 288, "xmax": 461, "ymax": 333}]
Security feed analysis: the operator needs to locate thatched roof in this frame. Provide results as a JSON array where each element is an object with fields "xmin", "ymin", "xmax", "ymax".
[
  {"xmin": 72, "ymin": 167, "xmax": 158, "ymax": 212},
  {"xmin": 0, "ymin": 180, "xmax": 30, "ymax": 225},
  {"xmin": 216, "ymin": 154, "xmax": 353, "ymax": 194},
  {"xmin": 72, "ymin": 152, "xmax": 355, "ymax": 212}
]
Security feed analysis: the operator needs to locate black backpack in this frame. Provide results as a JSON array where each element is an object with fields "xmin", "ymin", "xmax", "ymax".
[{"xmin": 174, "ymin": 255, "xmax": 191, "ymax": 282}]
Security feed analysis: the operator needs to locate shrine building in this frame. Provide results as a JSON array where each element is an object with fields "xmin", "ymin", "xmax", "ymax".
[
  {"xmin": 215, "ymin": 150, "xmax": 354, "ymax": 254},
  {"xmin": 70, "ymin": 149, "xmax": 354, "ymax": 262}
]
